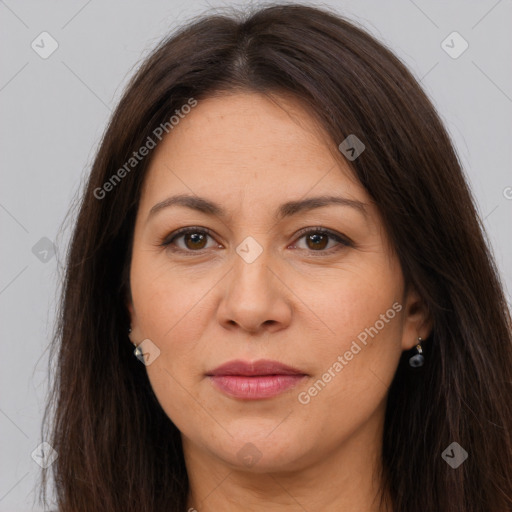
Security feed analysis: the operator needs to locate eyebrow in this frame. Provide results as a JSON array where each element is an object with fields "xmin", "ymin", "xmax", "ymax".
[{"xmin": 147, "ymin": 193, "xmax": 367, "ymax": 223}]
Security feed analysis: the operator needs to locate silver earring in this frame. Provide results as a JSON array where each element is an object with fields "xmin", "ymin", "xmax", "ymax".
[
  {"xmin": 133, "ymin": 344, "xmax": 144, "ymax": 360},
  {"xmin": 408, "ymin": 337, "xmax": 425, "ymax": 367},
  {"xmin": 128, "ymin": 327, "xmax": 143, "ymax": 359}
]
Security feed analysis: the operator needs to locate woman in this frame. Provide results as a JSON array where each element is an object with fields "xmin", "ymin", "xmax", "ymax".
[{"xmin": 40, "ymin": 3, "xmax": 512, "ymax": 511}]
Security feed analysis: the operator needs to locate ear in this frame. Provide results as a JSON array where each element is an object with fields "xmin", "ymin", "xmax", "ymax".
[{"xmin": 400, "ymin": 285, "xmax": 433, "ymax": 351}]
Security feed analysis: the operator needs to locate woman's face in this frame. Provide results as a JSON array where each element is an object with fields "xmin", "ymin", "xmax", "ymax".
[{"xmin": 128, "ymin": 92, "xmax": 427, "ymax": 473}]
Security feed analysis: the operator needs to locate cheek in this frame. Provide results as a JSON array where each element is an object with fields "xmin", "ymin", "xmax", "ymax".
[
  {"xmin": 130, "ymin": 250, "xmax": 211, "ymax": 340},
  {"xmin": 293, "ymin": 300, "xmax": 402, "ymax": 449},
  {"xmin": 129, "ymin": 255, "xmax": 216, "ymax": 399},
  {"xmin": 318, "ymin": 258, "xmax": 402, "ymax": 344},
  {"xmin": 305, "ymin": 264, "xmax": 403, "ymax": 403},
  {"xmin": 130, "ymin": 263, "xmax": 214, "ymax": 430}
]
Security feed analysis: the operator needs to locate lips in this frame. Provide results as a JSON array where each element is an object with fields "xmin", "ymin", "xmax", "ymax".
[
  {"xmin": 206, "ymin": 359, "xmax": 307, "ymax": 400},
  {"xmin": 206, "ymin": 359, "xmax": 306, "ymax": 377}
]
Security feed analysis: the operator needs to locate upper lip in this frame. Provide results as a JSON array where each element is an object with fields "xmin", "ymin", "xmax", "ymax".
[{"xmin": 206, "ymin": 359, "xmax": 307, "ymax": 377}]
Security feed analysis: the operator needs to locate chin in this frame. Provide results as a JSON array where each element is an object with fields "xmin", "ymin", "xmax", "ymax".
[{"xmin": 207, "ymin": 426, "xmax": 314, "ymax": 473}]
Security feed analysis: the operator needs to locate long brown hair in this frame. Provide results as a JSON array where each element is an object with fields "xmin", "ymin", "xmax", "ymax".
[{"xmin": 40, "ymin": 3, "xmax": 512, "ymax": 511}]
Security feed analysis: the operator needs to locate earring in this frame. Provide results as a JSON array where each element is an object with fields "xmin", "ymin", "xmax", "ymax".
[
  {"xmin": 128, "ymin": 327, "xmax": 142, "ymax": 358},
  {"xmin": 128, "ymin": 327, "xmax": 142, "ymax": 359},
  {"xmin": 133, "ymin": 344, "xmax": 144, "ymax": 360},
  {"xmin": 408, "ymin": 337, "xmax": 424, "ymax": 367}
]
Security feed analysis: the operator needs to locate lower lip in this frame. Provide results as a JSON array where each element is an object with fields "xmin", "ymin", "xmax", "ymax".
[{"xmin": 209, "ymin": 375, "xmax": 306, "ymax": 400}]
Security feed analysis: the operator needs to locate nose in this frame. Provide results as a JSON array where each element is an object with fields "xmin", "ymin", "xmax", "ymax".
[{"xmin": 216, "ymin": 244, "xmax": 292, "ymax": 335}]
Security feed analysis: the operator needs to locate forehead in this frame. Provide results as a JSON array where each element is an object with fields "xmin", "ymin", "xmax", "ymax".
[{"xmin": 140, "ymin": 92, "xmax": 366, "ymax": 211}]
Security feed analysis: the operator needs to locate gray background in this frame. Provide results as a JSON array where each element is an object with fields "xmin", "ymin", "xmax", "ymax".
[{"xmin": 1, "ymin": 0, "xmax": 511, "ymax": 510}]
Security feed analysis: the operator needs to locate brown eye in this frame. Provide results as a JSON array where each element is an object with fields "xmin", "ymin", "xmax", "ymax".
[
  {"xmin": 305, "ymin": 232, "xmax": 329, "ymax": 250},
  {"xmin": 162, "ymin": 227, "xmax": 217, "ymax": 252},
  {"xmin": 293, "ymin": 228, "xmax": 352, "ymax": 254},
  {"xmin": 183, "ymin": 232, "xmax": 208, "ymax": 250}
]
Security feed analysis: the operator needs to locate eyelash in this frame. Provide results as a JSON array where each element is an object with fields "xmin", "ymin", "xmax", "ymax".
[{"xmin": 159, "ymin": 226, "xmax": 353, "ymax": 256}]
